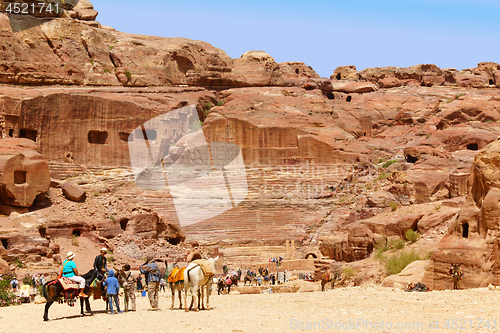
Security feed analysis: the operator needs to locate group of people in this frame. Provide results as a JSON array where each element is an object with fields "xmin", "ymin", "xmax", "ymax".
[{"xmin": 61, "ymin": 249, "xmax": 163, "ymax": 314}]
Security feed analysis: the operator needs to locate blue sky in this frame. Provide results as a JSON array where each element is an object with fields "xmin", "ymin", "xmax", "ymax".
[{"xmin": 91, "ymin": 0, "xmax": 500, "ymax": 78}]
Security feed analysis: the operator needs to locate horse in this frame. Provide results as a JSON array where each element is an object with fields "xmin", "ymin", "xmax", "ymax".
[
  {"xmin": 243, "ymin": 274, "xmax": 258, "ymax": 286},
  {"xmin": 42, "ymin": 269, "xmax": 100, "ymax": 321},
  {"xmin": 321, "ymin": 270, "xmax": 341, "ymax": 291},
  {"xmin": 184, "ymin": 256, "xmax": 218, "ymax": 312},
  {"xmin": 165, "ymin": 261, "xmax": 185, "ymax": 310},
  {"xmin": 450, "ymin": 263, "xmax": 463, "ymax": 290},
  {"xmin": 217, "ymin": 275, "xmax": 238, "ymax": 295}
]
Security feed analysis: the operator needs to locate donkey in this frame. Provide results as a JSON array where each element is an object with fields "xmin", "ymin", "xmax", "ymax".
[
  {"xmin": 451, "ymin": 263, "xmax": 463, "ymax": 290},
  {"xmin": 42, "ymin": 269, "xmax": 100, "ymax": 321},
  {"xmin": 184, "ymin": 256, "xmax": 218, "ymax": 312},
  {"xmin": 165, "ymin": 261, "xmax": 185, "ymax": 310},
  {"xmin": 321, "ymin": 270, "xmax": 341, "ymax": 291}
]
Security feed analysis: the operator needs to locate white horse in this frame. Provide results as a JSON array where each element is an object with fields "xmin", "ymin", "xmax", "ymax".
[{"xmin": 184, "ymin": 256, "xmax": 218, "ymax": 312}]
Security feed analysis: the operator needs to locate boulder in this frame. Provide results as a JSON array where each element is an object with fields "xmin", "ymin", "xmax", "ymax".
[
  {"xmin": 382, "ymin": 260, "xmax": 430, "ymax": 288},
  {"xmin": 417, "ymin": 209, "xmax": 460, "ymax": 233},
  {"xmin": 367, "ymin": 191, "xmax": 398, "ymax": 208},
  {"xmin": 52, "ymin": 254, "xmax": 62, "ymax": 266},
  {"xmin": 363, "ymin": 213, "xmax": 424, "ymax": 238},
  {"xmin": 62, "ymin": 181, "xmax": 86, "ymax": 202},
  {"xmin": 0, "ymin": 138, "xmax": 51, "ymax": 207},
  {"xmin": 0, "ymin": 258, "xmax": 8, "ymax": 272}
]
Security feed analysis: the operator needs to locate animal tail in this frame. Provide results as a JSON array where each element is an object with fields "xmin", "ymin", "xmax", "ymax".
[
  {"xmin": 186, "ymin": 264, "xmax": 199, "ymax": 284},
  {"xmin": 42, "ymin": 282, "xmax": 48, "ymax": 300}
]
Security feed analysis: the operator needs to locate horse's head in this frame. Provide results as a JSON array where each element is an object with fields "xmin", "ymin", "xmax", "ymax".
[{"xmin": 207, "ymin": 256, "xmax": 219, "ymax": 269}]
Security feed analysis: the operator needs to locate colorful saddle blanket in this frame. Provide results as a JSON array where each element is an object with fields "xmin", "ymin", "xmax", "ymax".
[
  {"xmin": 58, "ymin": 277, "xmax": 79, "ymax": 290},
  {"xmin": 167, "ymin": 267, "xmax": 186, "ymax": 283}
]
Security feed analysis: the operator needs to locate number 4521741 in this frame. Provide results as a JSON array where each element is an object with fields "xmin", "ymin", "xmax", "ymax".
[{"xmin": 4, "ymin": 3, "xmax": 60, "ymax": 15}]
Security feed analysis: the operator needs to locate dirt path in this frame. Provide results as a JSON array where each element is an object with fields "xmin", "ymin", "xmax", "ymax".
[{"xmin": 0, "ymin": 285, "xmax": 499, "ymax": 332}]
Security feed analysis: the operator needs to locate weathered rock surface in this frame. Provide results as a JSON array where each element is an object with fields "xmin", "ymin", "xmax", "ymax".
[
  {"xmin": 62, "ymin": 181, "xmax": 86, "ymax": 202},
  {"xmin": 423, "ymin": 139, "xmax": 500, "ymax": 290},
  {"xmin": 0, "ymin": 138, "xmax": 50, "ymax": 207}
]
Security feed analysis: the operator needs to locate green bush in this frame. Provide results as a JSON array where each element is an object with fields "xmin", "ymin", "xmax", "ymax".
[
  {"xmin": 190, "ymin": 120, "xmax": 202, "ymax": 132},
  {"xmin": 405, "ymin": 229, "xmax": 419, "ymax": 243},
  {"xmin": 374, "ymin": 237, "xmax": 389, "ymax": 259},
  {"xmin": 342, "ymin": 267, "xmax": 356, "ymax": 277},
  {"xmin": 0, "ymin": 272, "xmax": 20, "ymax": 307},
  {"xmin": 384, "ymin": 250, "xmax": 425, "ymax": 276},
  {"xmin": 389, "ymin": 201, "xmax": 398, "ymax": 212},
  {"xmin": 13, "ymin": 258, "xmax": 23, "ymax": 269},
  {"xmin": 22, "ymin": 275, "xmax": 31, "ymax": 286},
  {"xmin": 71, "ymin": 234, "xmax": 79, "ymax": 246},
  {"xmin": 216, "ymin": 100, "xmax": 223, "ymax": 106},
  {"xmin": 375, "ymin": 171, "xmax": 389, "ymax": 182},
  {"xmin": 124, "ymin": 70, "xmax": 132, "ymax": 80},
  {"xmin": 390, "ymin": 239, "xmax": 405, "ymax": 250},
  {"xmin": 382, "ymin": 160, "xmax": 397, "ymax": 168}
]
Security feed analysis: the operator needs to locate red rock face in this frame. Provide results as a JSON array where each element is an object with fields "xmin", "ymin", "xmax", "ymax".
[
  {"xmin": 423, "ymin": 140, "xmax": 500, "ymax": 290},
  {"xmin": 0, "ymin": 138, "xmax": 50, "ymax": 207}
]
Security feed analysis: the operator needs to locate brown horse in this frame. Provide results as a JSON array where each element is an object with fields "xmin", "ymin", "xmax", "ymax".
[
  {"xmin": 450, "ymin": 264, "xmax": 463, "ymax": 290},
  {"xmin": 42, "ymin": 269, "xmax": 101, "ymax": 321},
  {"xmin": 321, "ymin": 271, "xmax": 341, "ymax": 291}
]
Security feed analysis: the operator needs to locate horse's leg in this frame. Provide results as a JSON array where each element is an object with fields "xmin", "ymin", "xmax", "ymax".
[
  {"xmin": 206, "ymin": 281, "xmax": 211, "ymax": 310},
  {"xmin": 80, "ymin": 297, "xmax": 85, "ymax": 316},
  {"xmin": 170, "ymin": 285, "xmax": 174, "ymax": 310},
  {"xmin": 44, "ymin": 298, "xmax": 54, "ymax": 321},
  {"xmin": 178, "ymin": 286, "xmax": 183, "ymax": 310},
  {"xmin": 193, "ymin": 286, "xmax": 199, "ymax": 312},
  {"xmin": 199, "ymin": 287, "xmax": 204, "ymax": 310},
  {"xmin": 85, "ymin": 297, "xmax": 92, "ymax": 315}
]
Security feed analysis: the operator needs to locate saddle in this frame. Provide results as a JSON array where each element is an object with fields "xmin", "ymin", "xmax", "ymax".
[
  {"xmin": 167, "ymin": 267, "xmax": 186, "ymax": 284},
  {"xmin": 322, "ymin": 272, "xmax": 331, "ymax": 282},
  {"xmin": 192, "ymin": 259, "xmax": 214, "ymax": 276},
  {"xmin": 58, "ymin": 277, "xmax": 79, "ymax": 290}
]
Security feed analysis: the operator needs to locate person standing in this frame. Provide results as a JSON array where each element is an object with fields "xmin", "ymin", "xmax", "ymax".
[
  {"xmin": 136, "ymin": 274, "xmax": 143, "ymax": 291},
  {"xmin": 103, "ymin": 270, "xmax": 123, "ymax": 314},
  {"xmin": 122, "ymin": 264, "xmax": 136, "ymax": 312},
  {"xmin": 140, "ymin": 254, "xmax": 161, "ymax": 311},
  {"xmin": 160, "ymin": 277, "xmax": 166, "ymax": 292}
]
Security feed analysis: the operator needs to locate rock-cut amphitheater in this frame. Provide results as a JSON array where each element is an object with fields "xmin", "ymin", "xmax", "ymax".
[{"xmin": 1, "ymin": 0, "xmax": 500, "ymax": 291}]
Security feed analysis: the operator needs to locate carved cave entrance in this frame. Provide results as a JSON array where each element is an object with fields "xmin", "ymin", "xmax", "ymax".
[
  {"xmin": 326, "ymin": 92, "xmax": 335, "ymax": 100},
  {"xmin": 119, "ymin": 132, "xmax": 133, "ymax": 142},
  {"xmin": 88, "ymin": 130, "xmax": 108, "ymax": 144},
  {"xmin": 120, "ymin": 218, "xmax": 129, "ymax": 231},
  {"xmin": 462, "ymin": 223, "xmax": 469, "ymax": 238},
  {"xmin": 14, "ymin": 170, "xmax": 27, "ymax": 184},
  {"xmin": 305, "ymin": 253, "xmax": 317, "ymax": 259},
  {"xmin": 167, "ymin": 237, "xmax": 184, "ymax": 245},
  {"xmin": 19, "ymin": 128, "xmax": 37, "ymax": 142},
  {"xmin": 406, "ymin": 155, "xmax": 418, "ymax": 163},
  {"xmin": 72, "ymin": 229, "xmax": 81, "ymax": 237},
  {"xmin": 1, "ymin": 239, "xmax": 8, "ymax": 249},
  {"xmin": 467, "ymin": 143, "xmax": 479, "ymax": 151},
  {"xmin": 135, "ymin": 128, "xmax": 157, "ymax": 141}
]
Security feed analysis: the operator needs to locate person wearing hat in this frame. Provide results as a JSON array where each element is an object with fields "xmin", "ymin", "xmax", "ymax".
[
  {"xmin": 93, "ymin": 248, "xmax": 109, "ymax": 277},
  {"xmin": 62, "ymin": 251, "xmax": 88, "ymax": 297},
  {"xmin": 140, "ymin": 254, "xmax": 161, "ymax": 310}
]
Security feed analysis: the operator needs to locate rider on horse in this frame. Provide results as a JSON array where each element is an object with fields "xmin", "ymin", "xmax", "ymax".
[{"xmin": 62, "ymin": 252, "xmax": 88, "ymax": 298}]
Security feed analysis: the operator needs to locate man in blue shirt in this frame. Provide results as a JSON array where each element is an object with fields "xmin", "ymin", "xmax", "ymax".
[
  {"xmin": 62, "ymin": 252, "xmax": 88, "ymax": 297},
  {"xmin": 140, "ymin": 254, "xmax": 161, "ymax": 310}
]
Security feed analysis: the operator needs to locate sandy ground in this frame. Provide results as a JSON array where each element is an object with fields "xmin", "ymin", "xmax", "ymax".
[{"xmin": 1, "ymin": 283, "xmax": 499, "ymax": 333}]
